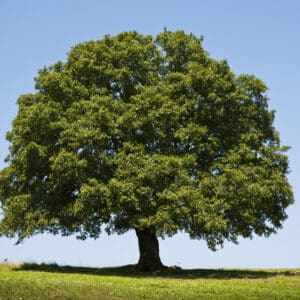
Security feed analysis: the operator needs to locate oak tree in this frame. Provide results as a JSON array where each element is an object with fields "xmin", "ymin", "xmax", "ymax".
[{"xmin": 0, "ymin": 30, "xmax": 294, "ymax": 271}]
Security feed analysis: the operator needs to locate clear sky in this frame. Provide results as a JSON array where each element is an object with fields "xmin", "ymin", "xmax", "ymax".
[{"xmin": 0, "ymin": 0, "xmax": 299, "ymax": 269}]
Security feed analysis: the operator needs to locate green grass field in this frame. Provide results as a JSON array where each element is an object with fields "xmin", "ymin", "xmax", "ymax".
[{"xmin": 0, "ymin": 263, "xmax": 300, "ymax": 299}]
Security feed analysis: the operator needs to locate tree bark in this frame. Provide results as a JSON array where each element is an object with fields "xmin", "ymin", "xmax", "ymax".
[{"xmin": 135, "ymin": 228, "xmax": 165, "ymax": 271}]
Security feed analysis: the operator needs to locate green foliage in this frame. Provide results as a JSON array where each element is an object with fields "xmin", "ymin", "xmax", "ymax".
[{"xmin": 0, "ymin": 30, "xmax": 293, "ymax": 249}]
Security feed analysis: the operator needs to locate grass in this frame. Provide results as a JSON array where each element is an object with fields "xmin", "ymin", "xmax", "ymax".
[{"xmin": 0, "ymin": 263, "xmax": 300, "ymax": 299}]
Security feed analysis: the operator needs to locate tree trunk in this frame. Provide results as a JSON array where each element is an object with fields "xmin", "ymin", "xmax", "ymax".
[{"xmin": 135, "ymin": 228, "xmax": 165, "ymax": 271}]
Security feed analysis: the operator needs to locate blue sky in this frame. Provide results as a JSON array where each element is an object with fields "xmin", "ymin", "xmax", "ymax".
[{"xmin": 0, "ymin": 0, "xmax": 299, "ymax": 269}]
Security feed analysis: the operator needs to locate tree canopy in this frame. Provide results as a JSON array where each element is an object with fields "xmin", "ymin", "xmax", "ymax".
[{"xmin": 0, "ymin": 30, "xmax": 294, "ymax": 270}]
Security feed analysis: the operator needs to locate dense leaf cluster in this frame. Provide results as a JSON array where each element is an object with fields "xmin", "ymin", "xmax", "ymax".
[{"xmin": 0, "ymin": 30, "xmax": 293, "ymax": 249}]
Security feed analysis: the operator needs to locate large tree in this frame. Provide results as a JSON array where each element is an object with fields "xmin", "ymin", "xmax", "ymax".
[{"xmin": 0, "ymin": 30, "xmax": 293, "ymax": 271}]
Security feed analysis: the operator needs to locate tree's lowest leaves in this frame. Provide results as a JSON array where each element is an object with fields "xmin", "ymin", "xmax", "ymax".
[{"xmin": 0, "ymin": 30, "xmax": 294, "ymax": 271}]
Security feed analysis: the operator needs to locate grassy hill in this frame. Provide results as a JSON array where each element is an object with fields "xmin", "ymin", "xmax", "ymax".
[{"xmin": 0, "ymin": 263, "xmax": 300, "ymax": 299}]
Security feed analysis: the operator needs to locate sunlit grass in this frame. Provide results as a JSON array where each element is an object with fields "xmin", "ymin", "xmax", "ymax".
[{"xmin": 0, "ymin": 263, "xmax": 300, "ymax": 299}]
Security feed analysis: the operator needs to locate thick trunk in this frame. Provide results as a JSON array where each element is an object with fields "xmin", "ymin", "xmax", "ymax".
[{"xmin": 135, "ymin": 228, "xmax": 165, "ymax": 271}]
